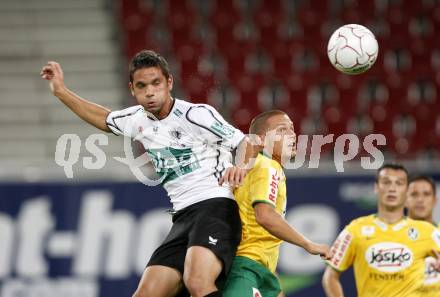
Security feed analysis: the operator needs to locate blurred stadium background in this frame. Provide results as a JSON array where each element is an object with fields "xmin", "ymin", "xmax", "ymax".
[{"xmin": 0, "ymin": 0, "xmax": 439, "ymax": 296}]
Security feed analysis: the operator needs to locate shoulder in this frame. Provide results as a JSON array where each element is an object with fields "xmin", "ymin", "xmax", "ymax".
[
  {"xmin": 185, "ymin": 103, "xmax": 218, "ymax": 117},
  {"xmin": 109, "ymin": 105, "xmax": 144, "ymax": 118},
  {"xmin": 408, "ymin": 218, "xmax": 437, "ymax": 233},
  {"xmin": 346, "ymin": 214, "xmax": 376, "ymax": 233},
  {"xmin": 351, "ymin": 214, "xmax": 375, "ymax": 226}
]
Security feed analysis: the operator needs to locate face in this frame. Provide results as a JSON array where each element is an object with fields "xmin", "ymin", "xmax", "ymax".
[
  {"xmin": 263, "ymin": 114, "xmax": 296, "ymax": 164},
  {"xmin": 375, "ymin": 168, "xmax": 408, "ymax": 210},
  {"xmin": 129, "ymin": 67, "xmax": 173, "ymax": 118},
  {"xmin": 406, "ymin": 180, "xmax": 436, "ymax": 221}
]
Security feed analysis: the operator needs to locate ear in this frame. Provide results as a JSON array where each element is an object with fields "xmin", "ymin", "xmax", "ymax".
[
  {"xmin": 129, "ymin": 82, "xmax": 135, "ymax": 97},
  {"xmin": 168, "ymin": 75, "xmax": 174, "ymax": 92},
  {"xmin": 374, "ymin": 182, "xmax": 378, "ymax": 195}
]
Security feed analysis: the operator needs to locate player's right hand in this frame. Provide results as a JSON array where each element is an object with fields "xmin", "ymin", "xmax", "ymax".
[
  {"xmin": 306, "ymin": 242, "xmax": 332, "ymax": 260},
  {"xmin": 40, "ymin": 61, "xmax": 66, "ymax": 96}
]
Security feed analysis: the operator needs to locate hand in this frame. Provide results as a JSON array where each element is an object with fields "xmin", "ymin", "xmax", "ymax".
[
  {"xmin": 40, "ymin": 61, "xmax": 66, "ymax": 96},
  {"xmin": 218, "ymin": 166, "xmax": 248, "ymax": 187},
  {"xmin": 431, "ymin": 249, "xmax": 440, "ymax": 271},
  {"xmin": 306, "ymin": 241, "xmax": 332, "ymax": 260}
]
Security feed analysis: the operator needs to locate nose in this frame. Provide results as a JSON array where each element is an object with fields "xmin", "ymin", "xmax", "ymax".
[{"xmin": 145, "ymin": 85, "xmax": 154, "ymax": 97}]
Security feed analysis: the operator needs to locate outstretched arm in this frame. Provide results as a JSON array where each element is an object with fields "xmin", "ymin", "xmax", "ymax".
[
  {"xmin": 40, "ymin": 61, "xmax": 112, "ymax": 132},
  {"xmin": 322, "ymin": 266, "xmax": 344, "ymax": 297},
  {"xmin": 254, "ymin": 202, "xmax": 331, "ymax": 259}
]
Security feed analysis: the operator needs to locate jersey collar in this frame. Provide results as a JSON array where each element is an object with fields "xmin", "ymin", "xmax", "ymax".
[{"xmin": 373, "ymin": 214, "xmax": 408, "ymax": 231}]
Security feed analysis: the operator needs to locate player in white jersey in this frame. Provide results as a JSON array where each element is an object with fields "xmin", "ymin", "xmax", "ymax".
[
  {"xmin": 406, "ymin": 175, "xmax": 440, "ymax": 296},
  {"xmin": 41, "ymin": 50, "xmax": 262, "ymax": 297}
]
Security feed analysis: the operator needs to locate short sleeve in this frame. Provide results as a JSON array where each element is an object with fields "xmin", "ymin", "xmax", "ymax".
[
  {"xmin": 186, "ymin": 104, "xmax": 245, "ymax": 150},
  {"xmin": 431, "ymin": 228, "xmax": 440, "ymax": 250},
  {"xmin": 248, "ymin": 166, "xmax": 280, "ymax": 208},
  {"xmin": 327, "ymin": 226, "xmax": 356, "ymax": 272},
  {"xmin": 106, "ymin": 106, "xmax": 143, "ymax": 137}
]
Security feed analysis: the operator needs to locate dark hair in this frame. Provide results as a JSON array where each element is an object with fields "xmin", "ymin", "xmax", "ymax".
[
  {"xmin": 249, "ymin": 110, "xmax": 286, "ymax": 135},
  {"xmin": 409, "ymin": 175, "xmax": 437, "ymax": 195},
  {"xmin": 375, "ymin": 163, "xmax": 408, "ymax": 183},
  {"xmin": 129, "ymin": 50, "xmax": 170, "ymax": 82}
]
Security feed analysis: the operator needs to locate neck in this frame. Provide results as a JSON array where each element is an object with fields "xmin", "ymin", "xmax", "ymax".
[
  {"xmin": 377, "ymin": 205, "xmax": 405, "ymax": 224},
  {"xmin": 156, "ymin": 96, "xmax": 173, "ymax": 119},
  {"xmin": 262, "ymin": 150, "xmax": 281, "ymax": 165},
  {"xmin": 420, "ymin": 216, "xmax": 434, "ymax": 224}
]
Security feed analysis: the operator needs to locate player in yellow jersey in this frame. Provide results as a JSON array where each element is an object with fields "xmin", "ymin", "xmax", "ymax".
[
  {"xmin": 406, "ymin": 175, "xmax": 440, "ymax": 296},
  {"xmin": 222, "ymin": 110, "xmax": 331, "ymax": 297},
  {"xmin": 322, "ymin": 164, "xmax": 440, "ymax": 297}
]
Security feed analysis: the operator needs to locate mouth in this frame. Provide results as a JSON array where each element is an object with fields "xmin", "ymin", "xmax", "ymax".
[
  {"xmin": 146, "ymin": 102, "xmax": 157, "ymax": 109},
  {"xmin": 414, "ymin": 206, "xmax": 426, "ymax": 212},
  {"xmin": 385, "ymin": 194, "xmax": 398, "ymax": 201}
]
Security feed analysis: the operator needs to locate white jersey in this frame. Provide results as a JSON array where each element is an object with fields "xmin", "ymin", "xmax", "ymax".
[{"xmin": 106, "ymin": 99, "xmax": 245, "ymax": 211}]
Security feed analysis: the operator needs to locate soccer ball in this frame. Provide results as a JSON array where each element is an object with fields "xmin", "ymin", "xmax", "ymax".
[{"xmin": 327, "ymin": 24, "xmax": 379, "ymax": 75}]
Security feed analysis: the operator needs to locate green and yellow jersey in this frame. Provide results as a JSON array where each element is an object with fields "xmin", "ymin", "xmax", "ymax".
[
  {"xmin": 233, "ymin": 153, "xmax": 287, "ymax": 273},
  {"xmin": 327, "ymin": 215, "xmax": 440, "ymax": 297}
]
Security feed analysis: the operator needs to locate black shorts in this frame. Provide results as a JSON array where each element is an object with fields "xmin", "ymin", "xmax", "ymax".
[{"xmin": 147, "ymin": 197, "xmax": 242, "ymax": 283}]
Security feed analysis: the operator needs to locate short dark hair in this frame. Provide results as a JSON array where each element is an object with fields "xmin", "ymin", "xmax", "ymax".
[
  {"xmin": 249, "ymin": 110, "xmax": 286, "ymax": 135},
  {"xmin": 409, "ymin": 175, "xmax": 437, "ymax": 195},
  {"xmin": 129, "ymin": 50, "xmax": 170, "ymax": 82},
  {"xmin": 375, "ymin": 163, "xmax": 408, "ymax": 183}
]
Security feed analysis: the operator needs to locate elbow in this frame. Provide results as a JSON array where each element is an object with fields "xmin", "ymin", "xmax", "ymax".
[{"xmin": 255, "ymin": 208, "xmax": 272, "ymax": 228}]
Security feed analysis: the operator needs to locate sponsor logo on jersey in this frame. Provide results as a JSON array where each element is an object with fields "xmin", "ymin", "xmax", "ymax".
[
  {"xmin": 329, "ymin": 230, "xmax": 353, "ymax": 268},
  {"xmin": 210, "ymin": 121, "xmax": 235, "ymax": 139},
  {"xmin": 368, "ymin": 272, "xmax": 404, "ymax": 281},
  {"xmin": 365, "ymin": 242, "xmax": 413, "ymax": 273},
  {"xmin": 173, "ymin": 109, "xmax": 183, "ymax": 117},
  {"xmin": 407, "ymin": 227, "xmax": 419, "ymax": 241},
  {"xmin": 267, "ymin": 169, "xmax": 279, "ymax": 204}
]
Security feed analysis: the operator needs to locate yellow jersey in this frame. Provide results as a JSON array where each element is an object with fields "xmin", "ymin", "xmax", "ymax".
[
  {"xmin": 328, "ymin": 214, "xmax": 440, "ymax": 297},
  {"xmin": 234, "ymin": 153, "xmax": 287, "ymax": 273},
  {"xmin": 420, "ymin": 223, "xmax": 440, "ymax": 297}
]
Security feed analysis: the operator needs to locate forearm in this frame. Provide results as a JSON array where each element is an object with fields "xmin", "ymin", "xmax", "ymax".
[
  {"xmin": 258, "ymin": 210, "xmax": 311, "ymax": 249},
  {"xmin": 55, "ymin": 87, "xmax": 111, "ymax": 132},
  {"xmin": 322, "ymin": 268, "xmax": 344, "ymax": 297}
]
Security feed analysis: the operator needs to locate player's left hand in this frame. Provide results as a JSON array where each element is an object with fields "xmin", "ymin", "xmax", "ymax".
[{"xmin": 219, "ymin": 166, "xmax": 248, "ymax": 187}]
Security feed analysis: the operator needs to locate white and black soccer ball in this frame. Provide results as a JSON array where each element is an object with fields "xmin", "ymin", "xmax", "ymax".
[{"xmin": 327, "ymin": 24, "xmax": 379, "ymax": 75}]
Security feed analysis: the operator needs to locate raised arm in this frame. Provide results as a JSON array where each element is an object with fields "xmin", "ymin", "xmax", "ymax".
[
  {"xmin": 254, "ymin": 202, "xmax": 330, "ymax": 259},
  {"xmin": 322, "ymin": 266, "xmax": 344, "ymax": 297},
  {"xmin": 40, "ymin": 61, "xmax": 111, "ymax": 132}
]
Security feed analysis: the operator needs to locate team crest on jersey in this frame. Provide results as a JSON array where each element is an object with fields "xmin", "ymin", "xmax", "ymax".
[
  {"xmin": 252, "ymin": 288, "xmax": 263, "ymax": 297},
  {"xmin": 407, "ymin": 227, "xmax": 419, "ymax": 241},
  {"xmin": 169, "ymin": 128, "xmax": 184, "ymax": 140},
  {"xmin": 365, "ymin": 242, "xmax": 413, "ymax": 273}
]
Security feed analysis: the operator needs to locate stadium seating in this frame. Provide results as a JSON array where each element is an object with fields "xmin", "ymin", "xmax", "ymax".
[{"xmin": 118, "ymin": 0, "xmax": 440, "ymax": 159}]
